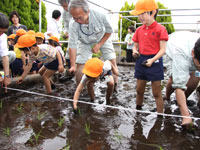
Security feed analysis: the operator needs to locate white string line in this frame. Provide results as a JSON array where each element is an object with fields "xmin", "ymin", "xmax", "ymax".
[{"xmin": 5, "ymin": 87, "xmax": 200, "ymax": 121}]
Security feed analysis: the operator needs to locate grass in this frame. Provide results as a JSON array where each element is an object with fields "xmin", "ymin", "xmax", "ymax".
[
  {"xmin": 3, "ymin": 127, "xmax": 10, "ymax": 136},
  {"xmin": 16, "ymin": 103, "xmax": 23, "ymax": 113},
  {"xmin": 36, "ymin": 111, "xmax": 45, "ymax": 120},
  {"xmin": 58, "ymin": 117, "xmax": 65, "ymax": 128},
  {"xmin": 85, "ymin": 123, "xmax": 90, "ymax": 135}
]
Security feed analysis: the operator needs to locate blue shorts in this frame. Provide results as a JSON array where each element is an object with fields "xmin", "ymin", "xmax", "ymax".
[
  {"xmin": 134, "ymin": 54, "xmax": 164, "ymax": 81},
  {"xmin": 30, "ymin": 61, "xmax": 38, "ymax": 72},
  {"xmin": 44, "ymin": 52, "xmax": 64, "ymax": 71}
]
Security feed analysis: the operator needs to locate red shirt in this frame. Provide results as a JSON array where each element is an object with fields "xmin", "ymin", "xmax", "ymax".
[{"xmin": 132, "ymin": 21, "xmax": 168, "ymax": 55}]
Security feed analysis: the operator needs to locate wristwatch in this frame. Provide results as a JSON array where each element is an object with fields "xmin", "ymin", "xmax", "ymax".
[{"xmin": 4, "ymin": 75, "xmax": 11, "ymax": 78}]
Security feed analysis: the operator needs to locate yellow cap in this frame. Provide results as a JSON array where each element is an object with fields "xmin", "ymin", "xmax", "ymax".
[
  {"xmin": 35, "ymin": 32, "xmax": 44, "ymax": 40},
  {"xmin": 15, "ymin": 34, "xmax": 36, "ymax": 48},
  {"xmin": 130, "ymin": 0, "xmax": 158, "ymax": 16},
  {"xmin": 8, "ymin": 34, "xmax": 16, "ymax": 39},
  {"xmin": 82, "ymin": 58, "xmax": 103, "ymax": 78}
]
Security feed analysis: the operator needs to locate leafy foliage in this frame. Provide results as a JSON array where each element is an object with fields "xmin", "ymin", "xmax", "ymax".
[{"xmin": 0, "ymin": 0, "xmax": 47, "ymax": 33}]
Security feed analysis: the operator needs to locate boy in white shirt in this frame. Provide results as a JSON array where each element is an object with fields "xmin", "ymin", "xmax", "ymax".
[{"xmin": 0, "ymin": 13, "xmax": 16, "ymax": 93}]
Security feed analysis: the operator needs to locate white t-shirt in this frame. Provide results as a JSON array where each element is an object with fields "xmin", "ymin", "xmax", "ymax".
[
  {"xmin": 46, "ymin": 18, "xmax": 61, "ymax": 39},
  {"xmin": 0, "ymin": 33, "xmax": 9, "ymax": 57}
]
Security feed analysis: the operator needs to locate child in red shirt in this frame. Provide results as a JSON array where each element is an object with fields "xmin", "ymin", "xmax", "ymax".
[{"xmin": 130, "ymin": 0, "xmax": 168, "ymax": 113}]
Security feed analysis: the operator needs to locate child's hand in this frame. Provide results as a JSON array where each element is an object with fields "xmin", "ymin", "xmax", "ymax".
[
  {"xmin": 146, "ymin": 59, "xmax": 154, "ymax": 67},
  {"xmin": 58, "ymin": 65, "xmax": 64, "ymax": 73},
  {"xmin": 17, "ymin": 77, "xmax": 24, "ymax": 84},
  {"xmin": 132, "ymin": 50, "xmax": 140, "ymax": 58}
]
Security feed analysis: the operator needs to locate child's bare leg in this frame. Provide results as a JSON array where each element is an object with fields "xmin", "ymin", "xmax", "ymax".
[
  {"xmin": 42, "ymin": 69, "xmax": 56, "ymax": 94},
  {"xmin": 38, "ymin": 66, "xmax": 46, "ymax": 76},
  {"xmin": 87, "ymin": 81, "xmax": 95, "ymax": 101},
  {"xmin": 106, "ymin": 76, "xmax": 114, "ymax": 104},
  {"xmin": 136, "ymin": 79, "xmax": 147, "ymax": 109},
  {"xmin": 152, "ymin": 81, "xmax": 164, "ymax": 113},
  {"xmin": 165, "ymin": 77, "xmax": 174, "ymax": 100}
]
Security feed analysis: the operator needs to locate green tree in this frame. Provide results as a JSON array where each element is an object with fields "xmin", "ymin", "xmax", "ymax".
[
  {"xmin": 118, "ymin": 1, "xmax": 175, "ymax": 49},
  {"xmin": 0, "ymin": 0, "xmax": 47, "ymax": 33}
]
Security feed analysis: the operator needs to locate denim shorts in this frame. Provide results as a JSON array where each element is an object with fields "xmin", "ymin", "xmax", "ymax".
[{"xmin": 134, "ymin": 54, "xmax": 164, "ymax": 81}]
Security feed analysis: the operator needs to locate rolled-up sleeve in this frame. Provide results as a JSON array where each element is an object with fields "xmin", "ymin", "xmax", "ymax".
[
  {"xmin": 68, "ymin": 20, "xmax": 79, "ymax": 49},
  {"xmin": 0, "ymin": 34, "xmax": 9, "ymax": 57},
  {"xmin": 172, "ymin": 53, "xmax": 190, "ymax": 90}
]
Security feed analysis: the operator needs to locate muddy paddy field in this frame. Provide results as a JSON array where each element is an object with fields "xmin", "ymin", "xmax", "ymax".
[{"xmin": 0, "ymin": 65, "xmax": 200, "ymax": 150}]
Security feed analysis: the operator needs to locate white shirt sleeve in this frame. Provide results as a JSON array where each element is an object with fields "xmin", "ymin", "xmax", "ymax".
[
  {"xmin": 0, "ymin": 34, "xmax": 9, "ymax": 57},
  {"xmin": 80, "ymin": 74, "xmax": 88, "ymax": 85}
]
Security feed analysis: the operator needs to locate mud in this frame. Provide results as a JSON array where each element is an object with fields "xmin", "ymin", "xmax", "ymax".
[{"xmin": 0, "ymin": 66, "xmax": 200, "ymax": 150}]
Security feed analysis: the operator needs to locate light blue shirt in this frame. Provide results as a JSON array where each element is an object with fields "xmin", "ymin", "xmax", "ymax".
[
  {"xmin": 166, "ymin": 31, "xmax": 200, "ymax": 89},
  {"xmin": 68, "ymin": 9, "xmax": 113, "ymax": 49}
]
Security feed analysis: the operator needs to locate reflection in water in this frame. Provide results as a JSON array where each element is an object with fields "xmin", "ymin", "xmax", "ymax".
[{"xmin": 0, "ymin": 66, "xmax": 199, "ymax": 150}]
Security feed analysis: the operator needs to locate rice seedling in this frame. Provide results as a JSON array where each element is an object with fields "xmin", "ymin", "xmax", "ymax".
[
  {"xmin": 58, "ymin": 117, "xmax": 65, "ymax": 128},
  {"xmin": 29, "ymin": 130, "xmax": 45, "ymax": 145},
  {"xmin": 16, "ymin": 103, "xmax": 23, "ymax": 113},
  {"xmin": 3, "ymin": 127, "xmax": 10, "ymax": 136},
  {"xmin": 85, "ymin": 123, "xmax": 90, "ymax": 135},
  {"xmin": 113, "ymin": 130, "xmax": 123, "ymax": 142},
  {"xmin": 36, "ymin": 111, "xmax": 45, "ymax": 120},
  {"xmin": 61, "ymin": 141, "xmax": 71, "ymax": 150}
]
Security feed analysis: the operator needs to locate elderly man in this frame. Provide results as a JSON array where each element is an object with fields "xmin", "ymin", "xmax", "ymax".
[
  {"xmin": 165, "ymin": 31, "xmax": 200, "ymax": 127},
  {"xmin": 0, "ymin": 13, "xmax": 16, "ymax": 93},
  {"xmin": 68, "ymin": 0, "xmax": 118, "ymax": 89}
]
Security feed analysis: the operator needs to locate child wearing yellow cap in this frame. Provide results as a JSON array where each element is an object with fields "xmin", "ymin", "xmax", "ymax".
[
  {"xmin": 7, "ymin": 34, "xmax": 16, "ymax": 51},
  {"xmin": 73, "ymin": 58, "xmax": 118, "ymax": 113},
  {"xmin": 15, "ymin": 34, "xmax": 64, "ymax": 94},
  {"xmin": 35, "ymin": 32, "xmax": 45, "ymax": 45},
  {"xmin": 10, "ymin": 29, "xmax": 27, "ymax": 76},
  {"xmin": 130, "ymin": 0, "xmax": 168, "ymax": 113},
  {"xmin": 35, "ymin": 32, "xmax": 45, "ymax": 72}
]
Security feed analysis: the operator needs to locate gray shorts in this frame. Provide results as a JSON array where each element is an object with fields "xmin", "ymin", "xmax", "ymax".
[{"xmin": 76, "ymin": 40, "xmax": 116, "ymax": 64}]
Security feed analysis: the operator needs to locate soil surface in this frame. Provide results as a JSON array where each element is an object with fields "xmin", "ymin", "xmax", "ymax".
[{"xmin": 0, "ymin": 66, "xmax": 200, "ymax": 150}]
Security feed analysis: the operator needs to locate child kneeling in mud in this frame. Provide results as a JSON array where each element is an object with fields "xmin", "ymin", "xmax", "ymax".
[
  {"xmin": 73, "ymin": 58, "xmax": 118, "ymax": 113},
  {"xmin": 15, "ymin": 34, "xmax": 64, "ymax": 94}
]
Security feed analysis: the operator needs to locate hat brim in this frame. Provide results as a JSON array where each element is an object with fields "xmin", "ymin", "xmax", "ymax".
[
  {"xmin": 82, "ymin": 68, "xmax": 100, "ymax": 78},
  {"xmin": 130, "ymin": 9, "xmax": 146, "ymax": 15},
  {"xmin": 36, "ymin": 36, "xmax": 44, "ymax": 40},
  {"xmin": 14, "ymin": 43, "xmax": 26, "ymax": 48}
]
